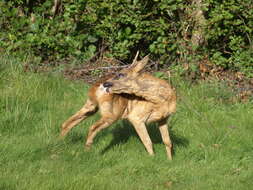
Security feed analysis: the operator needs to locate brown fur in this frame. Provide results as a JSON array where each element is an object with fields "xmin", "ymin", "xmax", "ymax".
[{"xmin": 60, "ymin": 54, "xmax": 176, "ymax": 159}]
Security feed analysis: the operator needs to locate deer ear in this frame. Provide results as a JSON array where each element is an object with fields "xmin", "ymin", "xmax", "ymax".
[{"xmin": 129, "ymin": 53, "xmax": 149, "ymax": 73}]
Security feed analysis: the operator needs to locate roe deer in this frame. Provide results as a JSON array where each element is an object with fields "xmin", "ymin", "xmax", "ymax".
[{"xmin": 60, "ymin": 53, "xmax": 176, "ymax": 159}]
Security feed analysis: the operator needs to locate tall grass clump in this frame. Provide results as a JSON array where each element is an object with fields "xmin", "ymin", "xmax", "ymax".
[{"xmin": 0, "ymin": 56, "xmax": 253, "ymax": 190}]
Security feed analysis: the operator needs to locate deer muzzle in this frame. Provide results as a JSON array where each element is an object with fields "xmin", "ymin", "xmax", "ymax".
[{"xmin": 103, "ymin": 82, "xmax": 113, "ymax": 93}]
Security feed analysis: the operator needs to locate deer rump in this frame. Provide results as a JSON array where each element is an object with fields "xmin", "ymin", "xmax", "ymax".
[{"xmin": 60, "ymin": 52, "xmax": 176, "ymax": 159}]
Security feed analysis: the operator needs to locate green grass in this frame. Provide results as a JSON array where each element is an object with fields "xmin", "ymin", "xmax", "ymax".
[{"xmin": 0, "ymin": 57, "xmax": 253, "ymax": 190}]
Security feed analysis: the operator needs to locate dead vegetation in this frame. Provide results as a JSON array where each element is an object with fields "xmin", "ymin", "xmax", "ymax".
[{"xmin": 22, "ymin": 54, "xmax": 253, "ymax": 103}]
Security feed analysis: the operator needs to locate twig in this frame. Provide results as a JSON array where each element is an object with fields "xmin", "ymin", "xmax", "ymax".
[
  {"xmin": 94, "ymin": 65, "xmax": 129, "ymax": 70},
  {"xmin": 72, "ymin": 65, "xmax": 129, "ymax": 72}
]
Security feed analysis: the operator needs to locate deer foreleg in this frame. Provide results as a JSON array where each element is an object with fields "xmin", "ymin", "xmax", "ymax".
[{"xmin": 129, "ymin": 119, "xmax": 154, "ymax": 156}]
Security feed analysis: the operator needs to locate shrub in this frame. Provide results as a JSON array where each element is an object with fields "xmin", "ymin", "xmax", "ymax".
[{"xmin": 0, "ymin": 0, "xmax": 252, "ymax": 76}]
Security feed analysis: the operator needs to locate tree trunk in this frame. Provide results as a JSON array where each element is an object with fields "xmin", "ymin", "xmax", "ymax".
[
  {"xmin": 191, "ymin": 0, "xmax": 206, "ymax": 48},
  {"xmin": 52, "ymin": 0, "xmax": 62, "ymax": 16}
]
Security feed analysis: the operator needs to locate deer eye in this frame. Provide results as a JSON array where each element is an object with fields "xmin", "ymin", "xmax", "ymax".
[
  {"xmin": 113, "ymin": 73, "xmax": 125, "ymax": 80},
  {"xmin": 118, "ymin": 73, "xmax": 125, "ymax": 78}
]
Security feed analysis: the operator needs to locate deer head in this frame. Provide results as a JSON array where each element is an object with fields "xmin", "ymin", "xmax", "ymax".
[{"xmin": 102, "ymin": 52, "xmax": 149, "ymax": 94}]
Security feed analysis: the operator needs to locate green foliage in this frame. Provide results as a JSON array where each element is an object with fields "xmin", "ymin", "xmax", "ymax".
[
  {"xmin": 0, "ymin": 0, "xmax": 252, "ymax": 76},
  {"xmin": 206, "ymin": 0, "xmax": 253, "ymax": 75}
]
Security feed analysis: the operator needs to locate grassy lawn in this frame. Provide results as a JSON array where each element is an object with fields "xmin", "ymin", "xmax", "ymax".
[{"xmin": 0, "ymin": 57, "xmax": 252, "ymax": 190}]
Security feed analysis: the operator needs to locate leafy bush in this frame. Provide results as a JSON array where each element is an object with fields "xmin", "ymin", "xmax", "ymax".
[
  {"xmin": 0, "ymin": 0, "xmax": 252, "ymax": 76},
  {"xmin": 206, "ymin": 0, "xmax": 253, "ymax": 75}
]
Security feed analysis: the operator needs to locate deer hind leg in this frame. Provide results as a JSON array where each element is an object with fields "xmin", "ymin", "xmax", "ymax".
[
  {"xmin": 85, "ymin": 117, "xmax": 115, "ymax": 149},
  {"xmin": 159, "ymin": 119, "xmax": 172, "ymax": 160},
  {"xmin": 129, "ymin": 118, "xmax": 154, "ymax": 156},
  {"xmin": 60, "ymin": 98, "xmax": 97, "ymax": 137}
]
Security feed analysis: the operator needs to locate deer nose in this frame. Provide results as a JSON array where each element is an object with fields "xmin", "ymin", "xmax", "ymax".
[{"xmin": 103, "ymin": 82, "xmax": 113, "ymax": 88}]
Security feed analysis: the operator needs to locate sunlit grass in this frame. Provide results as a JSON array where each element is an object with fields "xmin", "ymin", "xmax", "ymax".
[{"xmin": 0, "ymin": 57, "xmax": 252, "ymax": 190}]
